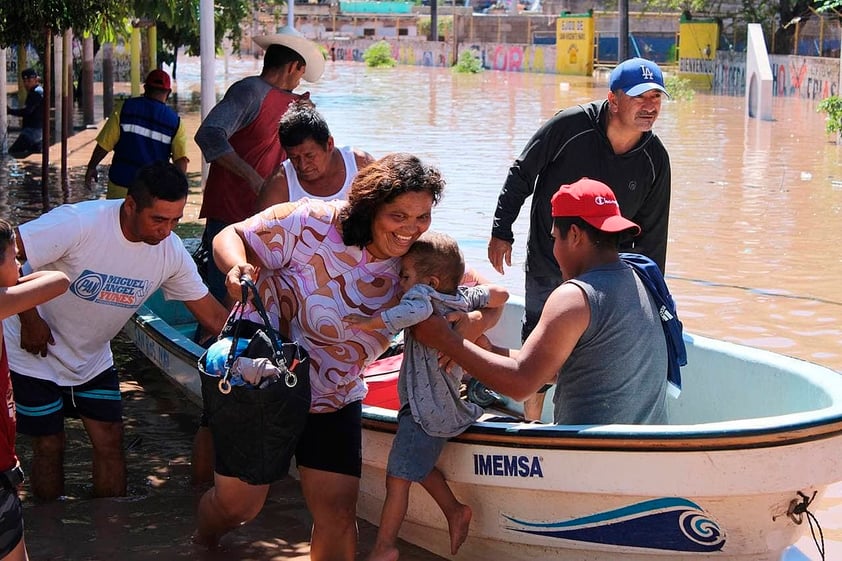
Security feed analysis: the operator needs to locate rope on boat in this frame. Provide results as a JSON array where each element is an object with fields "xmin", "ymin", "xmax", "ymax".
[{"xmin": 787, "ymin": 490, "xmax": 825, "ymax": 561}]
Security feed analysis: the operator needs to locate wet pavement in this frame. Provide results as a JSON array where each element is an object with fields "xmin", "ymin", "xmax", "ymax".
[{"xmin": 18, "ymin": 334, "xmax": 441, "ymax": 561}]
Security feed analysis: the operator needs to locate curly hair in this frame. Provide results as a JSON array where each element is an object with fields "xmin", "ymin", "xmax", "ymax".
[
  {"xmin": 0, "ymin": 219, "xmax": 14, "ymax": 264},
  {"xmin": 340, "ymin": 153, "xmax": 444, "ymax": 249}
]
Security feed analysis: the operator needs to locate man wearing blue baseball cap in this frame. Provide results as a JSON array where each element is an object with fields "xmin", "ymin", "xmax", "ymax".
[
  {"xmin": 609, "ymin": 57, "xmax": 670, "ymax": 97},
  {"xmin": 488, "ymin": 57, "xmax": 672, "ymax": 420}
]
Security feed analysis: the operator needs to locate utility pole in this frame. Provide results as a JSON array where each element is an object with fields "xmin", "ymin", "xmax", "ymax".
[{"xmin": 618, "ymin": 0, "xmax": 628, "ymax": 62}]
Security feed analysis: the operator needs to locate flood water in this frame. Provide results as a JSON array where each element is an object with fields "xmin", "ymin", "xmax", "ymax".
[
  {"xmin": 7, "ymin": 59, "xmax": 842, "ymax": 372},
  {"xmin": 2, "ymin": 58, "xmax": 842, "ymax": 560},
  {"xmin": 177, "ymin": 58, "xmax": 842, "ymax": 373}
]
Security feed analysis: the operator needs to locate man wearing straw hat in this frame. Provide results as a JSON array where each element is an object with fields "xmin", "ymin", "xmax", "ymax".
[{"xmin": 195, "ymin": 26, "xmax": 325, "ymax": 305}]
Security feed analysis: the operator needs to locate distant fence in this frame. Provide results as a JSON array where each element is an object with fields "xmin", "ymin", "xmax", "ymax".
[
  {"xmin": 7, "ymin": 37, "xmax": 840, "ymax": 102},
  {"xmin": 330, "ymin": 37, "xmax": 841, "ymax": 101},
  {"xmin": 714, "ymin": 51, "xmax": 840, "ymax": 99}
]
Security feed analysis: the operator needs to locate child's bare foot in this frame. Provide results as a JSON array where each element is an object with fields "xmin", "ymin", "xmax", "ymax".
[
  {"xmin": 447, "ymin": 504, "xmax": 472, "ymax": 554},
  {"xmin": 366, "ymin": 544, "xmax": 399, "ymax": 561}
]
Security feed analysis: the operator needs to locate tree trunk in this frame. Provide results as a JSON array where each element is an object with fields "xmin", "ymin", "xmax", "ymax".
[
  {"xmin": 62, "ymin": 30, "xmax": 72, "ymax": 198},
  {"xmin": 103, "ymin": 43, "xmax": 114, "ymax": 118},
  {"xmin": 0, "ymin": 48, "xmax": 7, "ymax": 155},
  {"xmin": 82, "ymin": 35, "xmax": 95, "ymax": 125},
  {"xmin": 41, "ymin": 30, "xmax": 52, "ymax": 211}
]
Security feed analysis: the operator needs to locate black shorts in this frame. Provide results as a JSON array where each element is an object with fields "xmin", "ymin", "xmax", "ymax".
[
  {"xmin": 295, "ymin": 401, "xmax": 362, "ymax": 478},
  {"xmin": 208, "ymin": 401, "xmax": 363, "ymax": 480},
  {"xmin": 0, "ymin": 489, "xmax": 23, "ymax": 557},
  {"xmin": 12, "ymin": 367, "xmax": 122, "ymax": 436}
]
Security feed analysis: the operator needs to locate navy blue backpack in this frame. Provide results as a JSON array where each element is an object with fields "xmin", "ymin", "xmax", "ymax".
[{"xmin": 619, "ymin": 253, "xmax": 687, "ymax": 394}]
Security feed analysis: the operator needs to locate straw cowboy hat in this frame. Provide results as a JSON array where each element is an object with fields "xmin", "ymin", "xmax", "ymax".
[{"xmin": 253, "ymin": 26, "xmax": 325, "ymax": 83}]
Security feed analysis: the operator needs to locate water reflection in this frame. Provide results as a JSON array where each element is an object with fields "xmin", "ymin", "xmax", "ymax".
[{"xmin": 0, "ymin": 160, "xmax": 102, "ymax": 224}]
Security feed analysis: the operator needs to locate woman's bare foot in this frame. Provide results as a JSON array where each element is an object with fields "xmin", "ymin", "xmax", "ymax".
[
  {"xmin": 191, "ymin": 530, "xmax": 220, "ymax": 549},
  {"xmin": 446, "ymin": 504, "xmax": 472, "ymax": 555},
  {"xmin": 366, "ymin": 544, "xmax": 400, "ymax": 561}
]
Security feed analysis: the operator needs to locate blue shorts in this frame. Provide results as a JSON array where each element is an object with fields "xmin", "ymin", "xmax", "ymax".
[
  {"xmin": 294, "ymin": 401, "xmax": 363, "ymax": 478},
  {"xmin": 387, "ymin": 408, "xmax": 447, "ymax": 482},
  {"xmin": 12, "ymin": 367, "xmax": 123, "ymax": 436},
  {"xmin": 0, "ymin": 488, "xmax": 23, "ymax": 557}
]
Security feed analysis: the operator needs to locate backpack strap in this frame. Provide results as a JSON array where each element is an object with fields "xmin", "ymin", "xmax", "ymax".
[{"xmin": 619, "ymin": 253, "xmax": 687, "ymax": 393}]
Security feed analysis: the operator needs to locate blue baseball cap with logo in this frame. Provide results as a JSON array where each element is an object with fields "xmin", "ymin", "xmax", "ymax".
[{"xmin": 609, "ymin": 58, "xmax": 669, "ymax": 97}]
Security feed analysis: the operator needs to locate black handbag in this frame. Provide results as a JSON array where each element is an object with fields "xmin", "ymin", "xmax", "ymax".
[{"xmin": 198, "ymin": 278, "xmax": 311, "ymax": 485}]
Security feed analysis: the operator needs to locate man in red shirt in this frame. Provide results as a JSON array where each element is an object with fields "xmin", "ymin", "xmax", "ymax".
[{"xmin": 195, "ymin": 26, "xmax": 324, "ymax": 305}]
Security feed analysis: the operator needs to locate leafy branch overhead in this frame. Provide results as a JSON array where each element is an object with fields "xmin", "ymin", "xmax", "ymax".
[
  {"xmin": 0, "ymin": 0, "xmax": 286, "ymax": 64},
  {"xmin": 0, "ymin": 0, "xmax": 118, "ymax": 47}
]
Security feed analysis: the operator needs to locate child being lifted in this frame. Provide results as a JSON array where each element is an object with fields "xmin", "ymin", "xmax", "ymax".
[{"xmin": 344, "ymin": 231, "xmax": 508, "ymax": 561}]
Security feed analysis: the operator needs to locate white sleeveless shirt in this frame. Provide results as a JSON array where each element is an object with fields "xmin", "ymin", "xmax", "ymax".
[{"xmin": 284, "ymin": 145, "xmax": 358, "ymax": 202}]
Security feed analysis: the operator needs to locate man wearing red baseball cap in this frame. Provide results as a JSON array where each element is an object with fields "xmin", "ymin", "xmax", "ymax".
[
  {"xmin": 415, "ymin": 177, "xmax": 669, "ymax": 426},
  {"xmin": 85, "ymin": 68, "xmax": 189, "ymax": 198}
]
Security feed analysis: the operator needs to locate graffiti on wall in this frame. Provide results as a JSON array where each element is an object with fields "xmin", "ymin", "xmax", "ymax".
[
  {"xmin": 773, "ymin": 58, "xmax": 838, "ymax": 98},
  {"xmin": 327, "ymin": 39, "xmax": 555, "ymax": 73},
  {"xmin": 713, "ymin": 53, "xmax": 839, "ymax": 101},
  {"xmin": 332, "ymin": 46, "xmax": 366, "ymax": 63}
]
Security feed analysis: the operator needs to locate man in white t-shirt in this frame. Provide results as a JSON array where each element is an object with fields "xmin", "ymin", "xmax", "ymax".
[{"xmin": 6, "ymin": 161, "xmax": 229, "ymax": 500}]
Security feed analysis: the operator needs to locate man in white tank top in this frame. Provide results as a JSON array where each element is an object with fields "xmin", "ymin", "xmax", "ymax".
[{"xmin": 256, "ymin": 104, "xmax": 375, "ymax": 210}]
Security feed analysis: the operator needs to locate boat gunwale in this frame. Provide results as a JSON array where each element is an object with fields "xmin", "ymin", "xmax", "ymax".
[
  {"xmin": 361, "ymin": 409, "xmax": 842, "ymax": 451},
  {"xmin": 128, "ymin": 303, "xmax": 842, "ymax": 452}
]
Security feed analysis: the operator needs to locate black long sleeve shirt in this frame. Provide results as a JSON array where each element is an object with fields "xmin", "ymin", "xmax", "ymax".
[{"xmin": 491, "ymin": 100, "xmax": 671, "ymax": 277}]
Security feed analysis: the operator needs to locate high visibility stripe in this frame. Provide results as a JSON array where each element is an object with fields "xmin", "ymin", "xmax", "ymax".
[{"xmin": 121, "ymin": 123, "xmax": 173, "ymax": 144}]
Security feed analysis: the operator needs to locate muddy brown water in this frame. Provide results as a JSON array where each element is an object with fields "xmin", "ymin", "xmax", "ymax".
[{"xmin": 3, "ymin": 59, "xmax": 842, "ymax": 559}]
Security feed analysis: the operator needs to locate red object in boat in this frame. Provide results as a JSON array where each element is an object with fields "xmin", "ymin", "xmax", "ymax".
[{"xmin": 363, "ymin": 354, "xmax": 401, "ymax": 409}]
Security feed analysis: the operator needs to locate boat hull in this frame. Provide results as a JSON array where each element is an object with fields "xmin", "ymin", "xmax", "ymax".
[
  {"xmin": 359, "ymin": 413, "xmax": 837, "ymax": 560},
  {"xmin": 125, "ymin": 293, "xmax": 842, "ymax": 561}
]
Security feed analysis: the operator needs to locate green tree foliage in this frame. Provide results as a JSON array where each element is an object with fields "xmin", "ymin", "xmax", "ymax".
[
  {"xmin": 629, "ymin": 0, "xmax": 822, "ymax": 54},
  {"xmin": 664, "ymin": 74, "xmax": 695, "ymax": 101},
  {"xmin": 133, "ymin": 0, "xmax": 276, "ymax": 75},
  {"xmin": 0, "ymin": 0, "xmax": 128, "ymax": 50},
  {"xmin": 816, "ymin": 0, "xmax": 842, "ymax": 11},
  {"xmin": 363, "ymin": 40, "xmax": 397, "ymax": 67},
  {"xmin": 453, "ymin": 49, "xmax": 483, "ymax": 73},
  {"xmin": 417, "ymin": 15, "xmax": 453, "ymax": 40},
  {"xmin": 817, "ymin": 95, "xmax": 842, "ymax": 135}
]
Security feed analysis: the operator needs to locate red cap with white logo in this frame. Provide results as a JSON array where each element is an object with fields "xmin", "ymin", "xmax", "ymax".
[{"xmin": 550, "ymin": 177, "xmax": 641, "ymax": 236}]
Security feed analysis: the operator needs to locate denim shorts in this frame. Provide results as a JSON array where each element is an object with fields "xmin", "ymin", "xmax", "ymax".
[
  {"xmin": 387, "ymin": 409, "xmax": 447, "ymax": 482},
  {"xmin": 201, "ymin": 219, "xmax": 229, "ymax": 305}
]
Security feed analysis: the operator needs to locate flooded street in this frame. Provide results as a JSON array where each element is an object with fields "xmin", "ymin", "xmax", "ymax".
[{"xmin": 2, "ymin": 57, "xmax": 842, "ymax": 560}]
